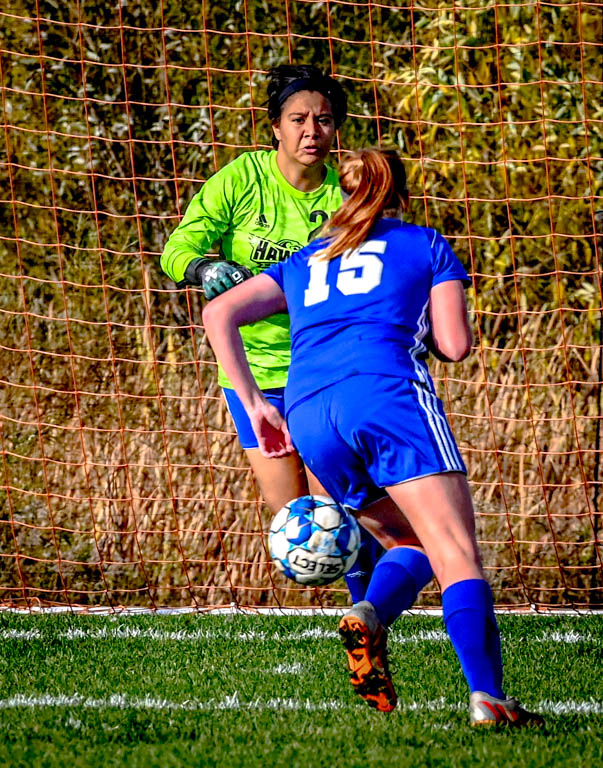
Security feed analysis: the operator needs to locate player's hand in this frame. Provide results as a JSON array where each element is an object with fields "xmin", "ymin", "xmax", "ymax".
[
  {"xmin": 249, "ymin": 404, "xmax": 294, "ymax": 458},
  {"xmin": 199, "ymin": 260, "xmax": 254, "ymax": 300}
]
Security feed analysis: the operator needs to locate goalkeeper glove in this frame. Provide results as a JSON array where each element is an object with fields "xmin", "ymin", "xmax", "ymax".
[{"xmin": 180, "ymin": 258, "xmax": 254, "ymax": 300}]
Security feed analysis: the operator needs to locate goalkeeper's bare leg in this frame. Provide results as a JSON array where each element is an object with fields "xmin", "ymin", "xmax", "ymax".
[{"xmin": 245, "ymin": 448, "xmax": 313, "ymax": 515}]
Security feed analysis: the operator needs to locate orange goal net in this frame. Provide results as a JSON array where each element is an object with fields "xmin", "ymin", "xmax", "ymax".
[{"xmin": 1, "ymin": 0, "xmax": 601, "ymax": 611}]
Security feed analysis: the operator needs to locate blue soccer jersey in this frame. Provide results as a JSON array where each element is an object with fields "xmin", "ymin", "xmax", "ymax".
[{"xmin": 264, "ymin": 217, "xmax": 470, "ymax": 414}]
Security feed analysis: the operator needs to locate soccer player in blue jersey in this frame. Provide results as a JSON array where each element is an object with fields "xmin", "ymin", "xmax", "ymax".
[{"xmin": 202, "ymin": 148, "xmax": 544, "ymax": 727}]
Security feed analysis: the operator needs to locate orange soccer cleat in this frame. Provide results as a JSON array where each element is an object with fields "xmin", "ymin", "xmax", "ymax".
[{"xmin": 338, "ymin": 601, "xmax": 397, "ymax": 713}]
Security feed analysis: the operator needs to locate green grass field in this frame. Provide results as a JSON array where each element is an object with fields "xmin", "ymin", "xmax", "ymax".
[{"xmin": 0, "ymin": 612, "xmax": 601, "ymax": 768}]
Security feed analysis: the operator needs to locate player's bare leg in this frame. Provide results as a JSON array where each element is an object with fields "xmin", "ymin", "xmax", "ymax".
[
  {"xmin": 380, "ymin": 472, "xmax": 543, "ymax": 727},
  {"xmin": 303, "ymin": 463, "xmax": 331, "ymax": 498},
  {"xmin": 382, "ymin": 471, "xmax": 481, "ymax": 591},
  {"xmin": 245, "ymin": 448, "xmax": 310, "ymax": 513},
  {"xmin": 355, "ymin": 496, "xmax": 423, "ymax": 553}
]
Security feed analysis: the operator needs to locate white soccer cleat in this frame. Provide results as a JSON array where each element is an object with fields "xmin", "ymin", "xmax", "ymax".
[{"xmin": 470, "ymin": 691, "xmax": 545, "ymax": 728}]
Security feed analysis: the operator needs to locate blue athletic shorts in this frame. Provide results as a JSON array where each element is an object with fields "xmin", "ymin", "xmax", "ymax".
[
  {"xmin": 222, "ymin": 386, "xmax": 286, "ymax": 450},
  {"xmin": 286, "ymin": 374, "xmax": 466, "ymax": 510}
]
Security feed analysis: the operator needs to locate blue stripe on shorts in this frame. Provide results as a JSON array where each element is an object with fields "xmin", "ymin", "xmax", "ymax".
[
  {"xmin": 222, "ymin": 386, "xmax": 286, "ymax": 450},
  {"xmin": 286, "ymin": 374, "xmax": 466, "ymax": 510}
]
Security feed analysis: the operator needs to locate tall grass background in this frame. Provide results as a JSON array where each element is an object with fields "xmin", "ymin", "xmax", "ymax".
[{"xmin": 0, "ymin": 0, "xmax": 601, "ymax": 609}]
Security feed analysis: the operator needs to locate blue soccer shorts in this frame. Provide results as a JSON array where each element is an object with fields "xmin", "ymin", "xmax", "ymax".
[
  {"xmin": 222, "ymin": 386, "xmax": 286, "ymax": 450},
  {"xmin": 286, "ymin": 374, "xmax": 467, "ymax": 511}
]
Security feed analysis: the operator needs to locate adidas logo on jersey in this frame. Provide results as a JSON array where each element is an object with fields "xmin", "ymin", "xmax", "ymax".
[{"xmin": 255, "ymin": 214, "xmax": 269, "ymax": 228}]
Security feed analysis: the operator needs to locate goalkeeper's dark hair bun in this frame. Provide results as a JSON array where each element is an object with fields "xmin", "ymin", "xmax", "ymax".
[{"xmin": 266, "ymin": 64, "xmax": 347, "ymax": 130}]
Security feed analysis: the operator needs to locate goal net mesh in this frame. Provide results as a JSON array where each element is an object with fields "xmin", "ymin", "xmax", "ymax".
[{"xmin": 0, "ymin": 0, "xmax": 601, "ymax": 610}]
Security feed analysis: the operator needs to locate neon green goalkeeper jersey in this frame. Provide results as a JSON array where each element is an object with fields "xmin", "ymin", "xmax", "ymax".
[{"xmin": 161, "ymin": 150, "xmax": 342, "ymax": 389}]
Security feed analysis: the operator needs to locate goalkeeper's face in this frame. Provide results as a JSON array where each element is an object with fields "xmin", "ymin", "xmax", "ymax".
[{"xmin": 272, "ymin": 91, "xmax": 336, "ymax": 168}]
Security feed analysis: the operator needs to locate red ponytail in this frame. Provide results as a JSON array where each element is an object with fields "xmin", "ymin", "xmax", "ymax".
[{"xmin": 317, "ymin": 148, "xmax": 408, "ymax": 261}]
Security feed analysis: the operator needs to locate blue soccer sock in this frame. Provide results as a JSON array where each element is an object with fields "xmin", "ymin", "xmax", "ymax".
[
  {"xmin": 364, "ymin": 547, "xmax": 433, "ymax": 628},
  {"xmin": 344, "ymin": 526, "xmax": 385, "ymax": 604},
  {"xmin": 442, "ymin": 578, "xmax": 504, "ymax": 698}
]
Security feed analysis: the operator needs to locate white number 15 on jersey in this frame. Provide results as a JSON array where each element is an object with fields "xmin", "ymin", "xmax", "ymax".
[{"xmin": 303, "ymin": 240, "xmax": 386, "ymax": 307}]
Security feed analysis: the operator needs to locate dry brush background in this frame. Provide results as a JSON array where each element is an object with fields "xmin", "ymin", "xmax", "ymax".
[{"xmin": 0, "ymin": 0, "xmax": 601, "ymax": 609}]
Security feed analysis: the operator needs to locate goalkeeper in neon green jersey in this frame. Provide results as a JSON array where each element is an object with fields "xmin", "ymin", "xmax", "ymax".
[
  {"xmin": 162, "ymin": 65, "xmax": 394, "ymax": 604},
  {"xmin": 162, "ymin": 147, "xmax": 341, "ymax": 392},
  {"xmin": 161, "ymin": 65, "xmax": 347, "ymax": 512}
]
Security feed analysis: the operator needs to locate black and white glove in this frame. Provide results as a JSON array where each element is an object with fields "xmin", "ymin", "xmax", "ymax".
[{"xmin": 180, "ymin": 258, "xmax": 254, "ymax": 300}]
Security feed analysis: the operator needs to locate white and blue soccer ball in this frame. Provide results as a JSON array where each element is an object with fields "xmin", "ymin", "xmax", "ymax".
[{"xmin": 268, "ymin": 495, "xmax": 361, "ymax": 586}]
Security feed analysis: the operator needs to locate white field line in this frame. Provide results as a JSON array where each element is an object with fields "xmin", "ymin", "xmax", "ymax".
[
  {"xmin": 0, "ymin": 692, "xmax": 345, "ymax": 712},
  {"xmin": 538, "ymin": 700, "xmax": 603, "ymax": 715},
  {"xmin": 270, "ymin": 662, "xmax": 304, "ymax": 674},
  {"xmin": 532, "ymin": 631, "xmax": 596, "ymax": 644},
  {"xmin": 0, "ymin": 693, "xmax": 601, "ymax": 716},
  {"xmin": 4, "ymin": 605, "xmax": 603, "ymax": 617},
  {"xmin": 0, "ymin": 627, "xmax": 598, "ymax": 644}
]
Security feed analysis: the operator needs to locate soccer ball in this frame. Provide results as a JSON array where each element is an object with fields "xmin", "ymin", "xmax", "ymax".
[{"xmin": 268, "ymin": 495, "xmax": 361, "ymax": 586}]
